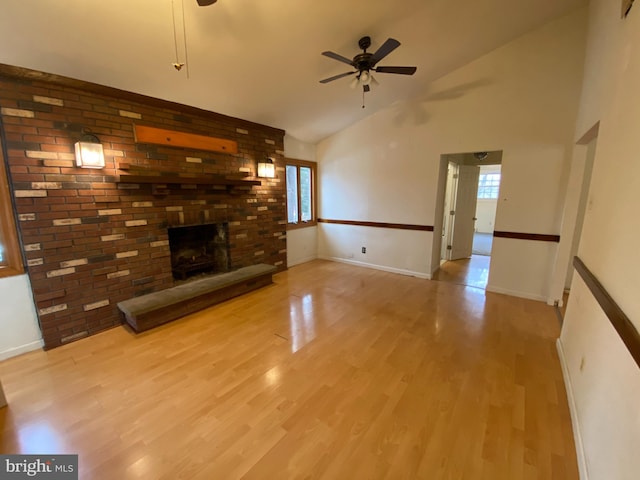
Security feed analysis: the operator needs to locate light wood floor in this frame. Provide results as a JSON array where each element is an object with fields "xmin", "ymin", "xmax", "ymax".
[
  {"xmin": 433, "ymin": 255, "xmax": 491, "ymax": 290},
  {"xmin": 0, "ymin": 260, "xmax": 578, "ymax": 479}
]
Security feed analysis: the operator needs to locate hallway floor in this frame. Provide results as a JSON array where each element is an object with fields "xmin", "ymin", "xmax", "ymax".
[
  {"xmin": 472, "ymin": 232, "xmax": 493, "ymax": 256},
  {"xmin": 433, "ymin": 255, "xmax": 490, "ymax": 289}
]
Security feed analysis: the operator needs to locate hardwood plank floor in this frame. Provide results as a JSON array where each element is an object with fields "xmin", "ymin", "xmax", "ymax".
[
  {"xmin": 432, "ymin": 255, "xmax": 490, "ymax": 290},
  {"xmin": 0, "ymin": 260, "xmax": 578, "ymax": 479}
]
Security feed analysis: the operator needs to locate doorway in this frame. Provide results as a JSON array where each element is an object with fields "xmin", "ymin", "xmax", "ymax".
[
  {"xmin": 548, "ymin": 126, "xmax": 598, "ymax": 314},
  {"xmin": 432, "ymin": 151, "xmax": 503, "ymax": 289}
]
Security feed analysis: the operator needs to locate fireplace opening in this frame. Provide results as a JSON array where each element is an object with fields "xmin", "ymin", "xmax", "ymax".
[{"xmin": 168, "ymin": 223, "xmax": 230, "ymax": 281}]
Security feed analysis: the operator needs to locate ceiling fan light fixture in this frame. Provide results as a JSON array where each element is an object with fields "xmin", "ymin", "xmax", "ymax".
[
  {"xmin": 349, "ymin": 76, "xmax": 360, "ymax": 89},
  {"xmin": 360, "ymin": 70, "xmax": 371, "ymax": 85}
]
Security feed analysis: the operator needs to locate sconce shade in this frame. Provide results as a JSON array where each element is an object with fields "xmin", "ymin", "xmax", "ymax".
[
  {"xmin": 75, "ymin": 134, "xmax": 105, "ymax": 169},
  {"xmin": 258, "ymin": 157, "xmax": 275, "ymax": 178}
]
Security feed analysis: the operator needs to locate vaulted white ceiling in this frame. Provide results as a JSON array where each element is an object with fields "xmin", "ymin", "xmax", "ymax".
[{"xmin": 0, "ymin": 0, "xmax": 586, "ymax": 143}]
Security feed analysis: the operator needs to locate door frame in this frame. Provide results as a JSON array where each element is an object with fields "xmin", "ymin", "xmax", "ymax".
[
  {"xmin": 431, "ymin": 150, "xmax": 503, "ymax": 277},
  {"xmin": 547, "ymin": 123, "xmax": 599, "ymax": 306}
]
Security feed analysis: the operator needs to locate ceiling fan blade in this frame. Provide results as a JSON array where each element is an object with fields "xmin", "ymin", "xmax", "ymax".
[
  {"xmin": 197, "ymin": 0, "xmax": 217, "ymax": 5},
  {"xmin": 322, "ymin": 51, "xmax": 354, "ymax": 66},
  {"xmin": 370, "ymin": 38, "xmax": 401, "ymax": 65},
  {"xmin": 319, "ymin": 71, "xmax": 356, "ymax": 84},
  {"xmin": 375, "ymin": 66, "xmax": 417, "ymax": 75}
]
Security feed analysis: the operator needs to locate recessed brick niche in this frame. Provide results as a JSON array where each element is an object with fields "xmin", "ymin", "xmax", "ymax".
[{"xmin": 0, "ymin": 64, "xmax": 287, "ymax": 349}]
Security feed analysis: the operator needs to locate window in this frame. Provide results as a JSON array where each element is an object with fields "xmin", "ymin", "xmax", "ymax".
[
  {"xmin": 286, "ymin": 158, "xmax": 317, "ymax": 228},
  {"xmin": 0, "ymin": 137, "xmax": 24, "ymax": 278},
  {"xmin": 477, "ymin": 173, "xmax": 501, "ymax": 199}
]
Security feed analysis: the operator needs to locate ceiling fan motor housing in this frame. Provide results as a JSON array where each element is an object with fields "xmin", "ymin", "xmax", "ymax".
[
  {"xmin": 358, "ymin": 36, "xmax": 372, "ymax": 51},
  {"xmin": 354, "ymin": 53, "xmax": 373, "ymax": 72}
]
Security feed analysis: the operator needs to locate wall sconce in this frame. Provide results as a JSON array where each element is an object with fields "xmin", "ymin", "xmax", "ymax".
[
  {"xmin": 257, "ymin": 157, "xmax": 275, "ymax": 178},
  {"xmin": 74, "ymin": 133, "xmax": 105, "ymax": 169}
]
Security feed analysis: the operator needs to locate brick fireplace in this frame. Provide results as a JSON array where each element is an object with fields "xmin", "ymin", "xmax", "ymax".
[{"xmin": 0, "ymin": 64, "xmax": 287, "ymax": 349}]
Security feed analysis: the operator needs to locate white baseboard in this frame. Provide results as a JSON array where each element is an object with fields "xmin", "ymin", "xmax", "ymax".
[
  {"xmin": 486, "ymin": 284, "xmax": 547, "ymax": 302},
  {"xmin": 556, "ymin": 338, "xmax": 589, "ymax": 480},
  {"xmin": 319, "ymin": 255, "xmax": 431, "ymax": 279},
  {"xmin": 287, "ymin": 255, "xmax": 318, "ymax": 268},
  {"xmin": 0, "ymin": 339, "xmax": 44, "ymax": 361}
]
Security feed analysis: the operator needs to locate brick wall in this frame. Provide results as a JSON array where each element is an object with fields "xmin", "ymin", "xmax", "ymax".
[{"xmin": 0, "ymin": 66, "xmax": 287, "ymax": 349}]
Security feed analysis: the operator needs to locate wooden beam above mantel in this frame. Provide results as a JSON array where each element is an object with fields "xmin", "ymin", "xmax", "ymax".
[{"xmin": 134, "ymin": 124, "xmax": 238, "ymax": 154}]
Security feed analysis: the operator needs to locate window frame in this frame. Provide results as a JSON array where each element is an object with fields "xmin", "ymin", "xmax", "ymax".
[
  {"xmin": 285, "ymin": 158, "xmax": 317, "ymax": 230},
  {"xmin": 0, "ymin": 135, "xmax": 24, "ymax": 279}
]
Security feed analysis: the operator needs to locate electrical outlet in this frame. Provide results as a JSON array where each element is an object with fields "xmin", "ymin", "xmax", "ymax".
[{"xmin": 362, "ymin": 247, "xmax": 366, "ymax": 254}]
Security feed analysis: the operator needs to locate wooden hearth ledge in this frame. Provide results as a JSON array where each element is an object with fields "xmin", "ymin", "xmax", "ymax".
[{"xmin": 117, "ymin": 264, "xmax": 276, "ymax": 332}]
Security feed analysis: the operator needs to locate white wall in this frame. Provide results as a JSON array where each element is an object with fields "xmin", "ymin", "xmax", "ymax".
[
  {"xmin": 318, "ymin": 223, "xmax": 431, "ymax": 278},
  {"xmin": 0, "ymin": 274, "xmax": 42, "ymax": 360},
  {"xmin": 317, "ymin": 8, "xmax": 587, "ymax": 296},
  {"xmin": 475, "ymin": 199, "xmax": 497, "ymax": 233},
  {"xmin": 283, "ymin": 134, "xmax": 318, "ymax": 267},
  {"xmin": 558, "ymin": 2, "xmax": 640, "ymax": 479}
]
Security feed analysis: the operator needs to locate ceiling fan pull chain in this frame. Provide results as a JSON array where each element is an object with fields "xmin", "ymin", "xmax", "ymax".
[
  {"xmin": 169, "ymin": 0, "xmax": 189, "ymax": 75},
  {"xmin": 362, "ymin": 89, "xmax": 365, "ymax": 109},
  {"xmin": 171, "ymin": 0, "xmax": 180, "ymax": 65},
  {"xmin": 181, "ymin": 0, "xmax": 190, "ymax": 78}
]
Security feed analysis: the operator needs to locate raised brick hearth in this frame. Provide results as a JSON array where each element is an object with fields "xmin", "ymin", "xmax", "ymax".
[
  {"xmin": 0, "ymin": 64, "xmax": 287, "ymax": 349},
  {"xmin": 117, "ymin": 263, "xmax": 276, "ymax": 332}
]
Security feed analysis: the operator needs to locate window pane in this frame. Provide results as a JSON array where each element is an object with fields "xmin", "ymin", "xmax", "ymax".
[
  {"xmin": 478, "ymin": 173, "xmax": 500, "ymax": 199},
  {"xmin": 0, "ymin": 241, "xmax": 4, "ymax": 264},
  {"xmin": 286, "ymin": 165, "xmax": 299, "ymax": 223},
  {"xmin": 299, "ymin": 167, "xmax": 312, "ymax": 222}
]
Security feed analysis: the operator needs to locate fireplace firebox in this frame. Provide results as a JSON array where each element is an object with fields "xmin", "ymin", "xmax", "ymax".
[{"xmin": 168, "ymin": 223, "xmax": 230, "ymax": 280}]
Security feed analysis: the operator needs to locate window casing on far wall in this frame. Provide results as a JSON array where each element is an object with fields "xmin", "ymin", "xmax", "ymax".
[
  {"xmin": 0, "ymin": 135, "xmax": 24, "ymax": 279},
  {"xmin": 285, "ymin": 158, "xmax": 317, "ymax": 229}
]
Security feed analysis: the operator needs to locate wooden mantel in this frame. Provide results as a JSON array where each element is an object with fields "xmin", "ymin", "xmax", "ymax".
[
  {"xmin": 116, "ymin": 163, "xmax": 260, "ymax": 188},
  {"xmin": 117, "ymin": 174, "xmax": 260, "ymax": 188},
  {"xmin": 134, "ymin": 124, "xmax": 239, "ymax": 154}
]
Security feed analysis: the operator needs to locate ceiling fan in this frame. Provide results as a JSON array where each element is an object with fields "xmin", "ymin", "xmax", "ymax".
[
  {"xmin": 320, "ymin": 36, "xmax": 417, "ymax": 93},
  {"xmin": 196, "ymin": 0, "xmax": 217, "ymax": 5}
]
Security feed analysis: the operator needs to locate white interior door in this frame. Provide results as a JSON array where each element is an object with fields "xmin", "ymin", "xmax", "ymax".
[{"xmin": 450, "ymin": 165, "xmax": 480, "ymax": 260}]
